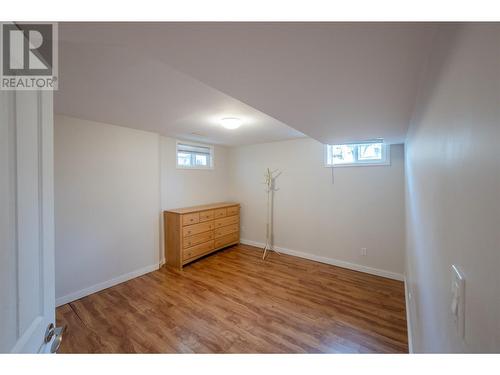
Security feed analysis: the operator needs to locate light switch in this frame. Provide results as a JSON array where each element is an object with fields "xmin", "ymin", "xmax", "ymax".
[{"xmin": 451, "ymin": 265, "xmax": 465, "ymax": 338}]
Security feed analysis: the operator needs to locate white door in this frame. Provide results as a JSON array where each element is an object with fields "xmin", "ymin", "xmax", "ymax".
[{"xmin": 0, "ymin": 89, "xmax": 58, "ymax": 353}]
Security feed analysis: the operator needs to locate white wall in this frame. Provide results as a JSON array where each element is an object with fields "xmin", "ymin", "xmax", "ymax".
[
  {"xmin": 54, "ymin": 117, "xmax": 233, "ymax": 301},
  {"xmin": 54, "ymin": 115, "xmax": 161, "ymax": 305},
  {"xmin": 159, "ymin": 136, "xmax": 230, "ymax": 263},
  {"xmin": 160, "ymin": 136, "xmax": 230, "ymax": 209},
  {"xmin": 229, "ymin": 139, "xmax": 406, "ymax": 278},
  {"xmin": 405, "ymin": 24, "xmax": 500, "ymax": 352},
  {"xmin": 54, "ymin": 116, "xmax": 406, "ymax": 305},
  {"xmin": 54, "ymin": 115, "xmax": 406, "ymax": 304}
]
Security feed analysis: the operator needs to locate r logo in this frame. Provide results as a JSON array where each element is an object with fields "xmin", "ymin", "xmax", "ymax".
[{"xmin": 2, "ymin": 23, "xmax": 53, "ymax": 76}]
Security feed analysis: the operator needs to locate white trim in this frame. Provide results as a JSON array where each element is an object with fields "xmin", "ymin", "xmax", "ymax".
[
  {"xmin": 175, "ymin": 139, "xmax": 214, "ymax": 170},
  {"xmin": 158, "ymin": 135, "xmax": 163, "ymax": 268},
  {"xmin": 327, "ymin": 160, "xmax": 391, "ymax": 168},
  {"xmin": 404, "ymin": 277, "xmax": 414, "ymax": 353},
  {"xmin": 55, "ymin": 263, "xmax": 160, "ymax": 307},
  {"xmin": 324, "ymin": 142, "xmax": 391, "ymax": 168},
  {"xmin": 240, "ymin": 238, "xmax": 404, "ymax": 281}
]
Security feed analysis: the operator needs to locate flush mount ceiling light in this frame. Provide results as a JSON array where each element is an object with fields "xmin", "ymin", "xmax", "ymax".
[{"xmin": 220, "ymin": 117, "xmax": 242, "ymax": 130}]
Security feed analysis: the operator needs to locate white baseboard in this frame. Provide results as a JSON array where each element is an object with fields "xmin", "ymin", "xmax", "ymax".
[
  {"xmin": 404, "ymin": 277, "xmax": 414, "ymax": 353},
  {"xmin": 240, "ymin": 238, "xmax": 404, "ymax": 281},
  {"xmin": 56, "ymin": 263, "xmax": 160, "ymax": 307}
]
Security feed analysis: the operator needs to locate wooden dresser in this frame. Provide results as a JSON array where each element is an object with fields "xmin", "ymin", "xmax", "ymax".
[{"xmin": 164, "ymin": 202, "xmax": 240, "ymax": 269}]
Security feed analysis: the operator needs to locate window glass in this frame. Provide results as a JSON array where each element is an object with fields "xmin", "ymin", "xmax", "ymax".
[
  {"xmin": 325, "ymin": 142, "xmax": 388, "ymax": 166},
  {"xmin": 176, "ymin": 142, "xmax": 213, "ymax": 169},
  {"xmin": 177, "ymin": 152, "xmax": 192, "ymax": 166},
  {"xmin": 194, "ymin": 154, "xmax": 208, "ymax": 166},
  {"xmin": 331, "ymin": 144, "xmax": 356, "ymax": 164},
  {"xmin": 358, "ymin": 143, "xmax": 382, "ymax": 160}
]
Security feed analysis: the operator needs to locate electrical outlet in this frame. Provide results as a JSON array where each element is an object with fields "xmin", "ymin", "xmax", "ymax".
[{"xmin": 360, "ymin": 248, "xmax": 367, "ymax": 256}]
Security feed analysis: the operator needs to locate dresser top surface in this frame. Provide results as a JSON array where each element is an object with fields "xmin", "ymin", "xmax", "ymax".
[{"xmin": 165, "ymin": 202, "xmax": 239, "ymax": 214}]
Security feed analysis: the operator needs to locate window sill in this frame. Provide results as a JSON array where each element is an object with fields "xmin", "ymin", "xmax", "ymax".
[
  {"xmin": 176, "ymin": 165, "xmax": 214, "ymax": 170},
  {"xmin": 325, "ymin": 161, "xmax": 391, "ymax": 168}
]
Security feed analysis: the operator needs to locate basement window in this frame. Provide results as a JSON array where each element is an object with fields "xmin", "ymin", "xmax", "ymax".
[
  {"xmin": 325, "ymin": 141, "xmax": 390, "ymax": 167},
  {"xmin": 176, "ymin": 141, "xmax": 214, "ymax": 169}
]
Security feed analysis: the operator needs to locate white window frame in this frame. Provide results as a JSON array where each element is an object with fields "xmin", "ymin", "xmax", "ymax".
[
  {"xmin": 324, "ymin": 142, "xmax": 390, "ymax": 167},
  {"xmin": 176, "ymin": 140, "xmax": 214, "ymax": 170}
]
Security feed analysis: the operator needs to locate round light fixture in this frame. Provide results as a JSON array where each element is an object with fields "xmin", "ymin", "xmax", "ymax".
[{"xmin": 220, "ymin": 117, "xmax": 242, "ymax": 130}]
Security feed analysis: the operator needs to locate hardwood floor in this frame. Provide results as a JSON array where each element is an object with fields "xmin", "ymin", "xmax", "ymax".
[{"xmin": 56, "ymin": 244, "xmax": 408, "ymax": 353}]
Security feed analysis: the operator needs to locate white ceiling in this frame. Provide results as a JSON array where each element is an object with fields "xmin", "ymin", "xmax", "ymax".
[
  {"xmin": 55, "ymin": 40, "xmax": 304, "ymax": 146},
  {"xmin": 56, "ymin": 23, "xmax": 437, "ymax": 146}
]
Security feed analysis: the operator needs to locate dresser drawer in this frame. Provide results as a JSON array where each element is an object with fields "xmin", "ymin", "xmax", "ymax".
[
  {"xmin": 182, "ymin": 213, "xmax": 199, "ymax": 226},
  {"xmin": 214, "ymin": 232, "xmax": 239, "ymax": 249},
  {"xmin": 182, "ymin": 240, "xmax": 214, "ymax": 261},
  {"xmin": 227, "ymin": 206, "xmax": 239, "ymax": 216},
  {"xmin": 183, "ymin": 231, "xmax": 214, "ymax": 249},
  {"xmin": 215, "ymin": 223, "xmax": 239, "ymax": 238},
  {"xmin": 183, "ymin": 221, "xmax": 214, "ymax": 237},
  {"xmin": 214, "ymin": 208, "xmax": 226, "ymax": 219},
  {"xmin": 199, "ymin": 210, "xmax": 214, "ymax": 222},
  {"xmin": 165, "ymin": 203, "xmax": 240, "ymax": 269},
  {"xmin": 214, "ymin": 215, "xmax": 239, "ymax": 229}
]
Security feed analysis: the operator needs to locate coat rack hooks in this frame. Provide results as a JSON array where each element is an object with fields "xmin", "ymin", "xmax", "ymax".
[{"xmin": 262, "ymin": 168, "xmax": 282, "ymax": 260}]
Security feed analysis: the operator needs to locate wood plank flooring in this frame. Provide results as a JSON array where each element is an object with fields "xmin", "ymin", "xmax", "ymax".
[{"xmin": 56, "ymin": 244, "xmax": 408, "ymax": 353}]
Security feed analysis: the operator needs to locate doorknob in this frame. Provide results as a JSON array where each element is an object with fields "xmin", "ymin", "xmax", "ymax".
[
  {"xmin": 44, "ymin": 323, "xmax": 66, "ymax": 353},
  {"xmin": 50, "ymin": 326, "xmax": 66, "ymax": 353}
]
